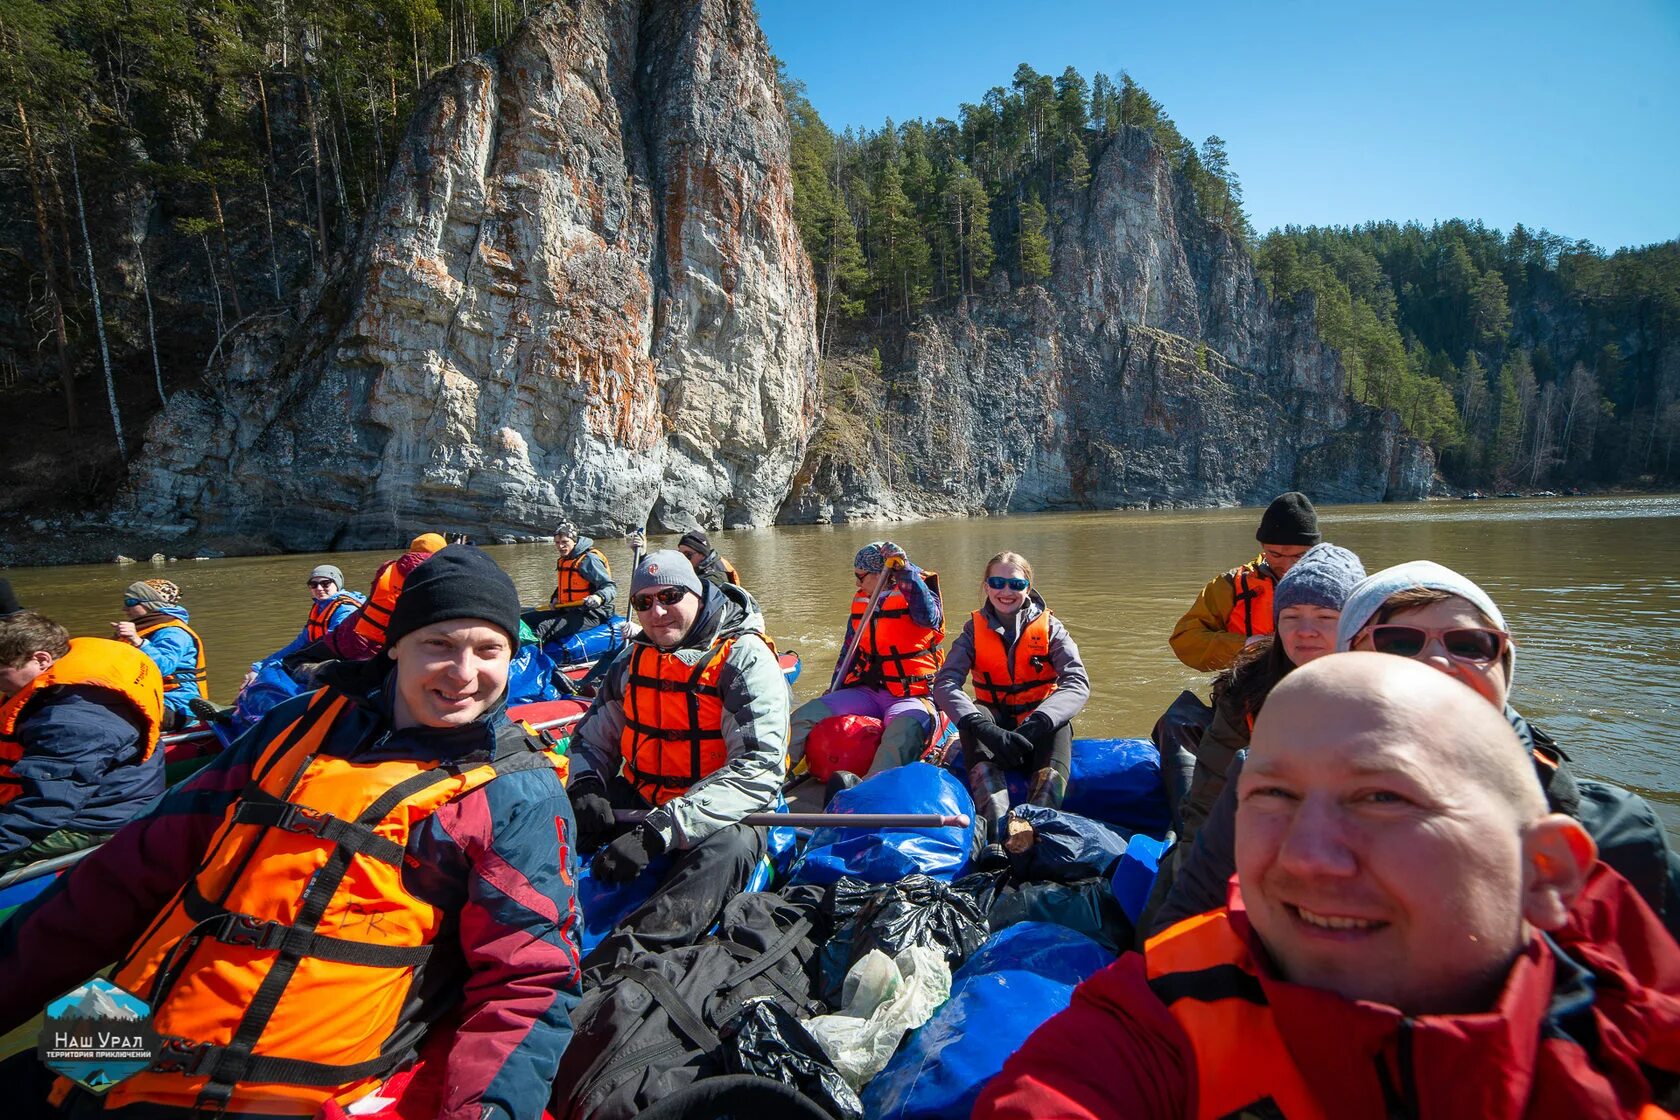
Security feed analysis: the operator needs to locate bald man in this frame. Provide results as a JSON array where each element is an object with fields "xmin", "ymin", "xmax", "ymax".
[{"xmin": 978, "ymin": 654, "xmax": 1680, "ymax": 1119}]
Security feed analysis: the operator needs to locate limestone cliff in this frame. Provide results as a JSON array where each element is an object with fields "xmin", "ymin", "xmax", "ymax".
[
  {"xmin": 120, "ymin": 0, "xmax": 818, "ymax": 549},
  {"xmin": 781, "ymin": 127, "xmax": 1433, "ymax": 523}
]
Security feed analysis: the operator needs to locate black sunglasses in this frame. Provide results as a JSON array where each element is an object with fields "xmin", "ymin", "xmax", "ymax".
[
  {"xmin": 630, "ymin": 587, "xmax": 689, "ymax": 612},
  {"xmin": 986, "ymin": 576, "xmax": 1029, "ymax": 591}
]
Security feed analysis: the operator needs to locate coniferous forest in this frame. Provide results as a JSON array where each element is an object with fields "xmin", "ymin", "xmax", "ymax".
[{"xmin": 0, "ymin": 0, "xmax": 1675, "ymax": 503}]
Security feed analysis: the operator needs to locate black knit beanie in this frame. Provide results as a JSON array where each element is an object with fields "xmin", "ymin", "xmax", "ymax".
[
  {"xmin": 1256, "ymin": 492, "xmax": 1322, "ymax": 546},
  {"xmin": 383, "ymin": 545, "xmax": 522, "ymax": 651}
]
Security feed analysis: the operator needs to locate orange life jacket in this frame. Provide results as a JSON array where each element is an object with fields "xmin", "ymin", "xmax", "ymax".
[
  {"xmin": 618, "ymin": 629, "xmax": 771, "ymax": 806},
  {"xmin": 1144, "ymin": 909, "xmax": 1328, "ymax": 1120},
  {"xmin": 351, "ymin": 558, "xmax": 410, "ymax": 646},
  {"xmin": 306, "ymin": 593, "xmax": 363, "ymax": 642},
  {"xmin": 134, "ymin": 616, "xmax": 209, "ymax": 697},
  {"xmin": 969, "ymin": 608, "xmax": 1058, "ymax": 725},
  {"xmin": 842, "ymin": 573, "xmax": 944, "ymax": 698},
  {"xmin": 1224, "ymin": 560, "xmax": 1275, "ymax": 638},
  {"xmin": 0, "ymin": 638, "xmax": 164, "ymax": 805},
  {"xmin": 717, "ymin": 556, "xmax": 741, "ymax": 586},
  {"xmin": 91, "ymin": 689, "xmax": 567, "ymax": 1116},
  {"xmin": 555, "ymin": 548, "xmax": 610, "ymax": 609}
]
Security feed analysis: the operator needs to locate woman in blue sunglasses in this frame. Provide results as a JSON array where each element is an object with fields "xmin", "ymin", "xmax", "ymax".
[{"xmin": 933, "ymin": 551, "xmax": 1089, "ymax": 866}]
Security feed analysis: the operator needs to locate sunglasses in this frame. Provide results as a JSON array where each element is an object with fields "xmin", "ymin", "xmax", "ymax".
[
  {"xmin": 630, "ymin": 587, "xmax": 689, "ymax": 612},
  {"xmin": 1366, "ymin": 624, "xmax": 1510, "ymax": 665},
  {"xmin": 985, "ymin": 576, "xmax": 1030, "ymax": 591},
  {"xmin": 122, "ymin": 598, "xmax": 143, "ymax": 608},
  {"xmin": 307, "ymin": 580, "xmax": 335, "ymax": 589}
]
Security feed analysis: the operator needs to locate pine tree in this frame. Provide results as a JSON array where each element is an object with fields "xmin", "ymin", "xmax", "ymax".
[
  {"xmin": 1019, "ymin": 193, "xmax": 1051, "ymax": 282},
  {"xmin": 946, "ymin": 161, "xmax": 993, "ymax": 294}
]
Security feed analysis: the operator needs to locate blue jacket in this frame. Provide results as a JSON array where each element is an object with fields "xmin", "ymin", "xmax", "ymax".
[
  {"xmin": 268, "ymin": 592, "xmax": 366, "ymax": 664},
  {"xmin": 0, "ymin": 659, "xmax": 580, "ymax": 1120},
  {"xmin": 0, "ymin": 686, "xmax": 165, "ymax": 861},
  {"xmin": 136, "ymin": 604, "xmax": 204, "ymax": 715}
]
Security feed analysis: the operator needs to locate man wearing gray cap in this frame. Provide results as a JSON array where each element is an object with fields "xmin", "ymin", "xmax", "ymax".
[
  {"xmin": 242, "ymin": 564, "xmax": 367, "ymax": 691},
  {"xmin": 566, "ymin": 549, "xmax": 788, "ymax": 979}
]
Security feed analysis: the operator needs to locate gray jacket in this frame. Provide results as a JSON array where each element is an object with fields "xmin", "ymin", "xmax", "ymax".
[
  {"xmin": 933, "ymin": 592, "xmax": 1089, "ymax": 728},
  {"xmin": 571, "ymin": 582, "xmax": 786, "ymax": 850},
  {"xmin": 553, "ymin": 536, "xmax": 617, "ymax": 607}
]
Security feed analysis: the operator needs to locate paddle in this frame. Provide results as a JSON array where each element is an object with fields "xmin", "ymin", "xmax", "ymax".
[{"xmin": 612, "ymin": 809, "xmax": 969, "ymax": 830}]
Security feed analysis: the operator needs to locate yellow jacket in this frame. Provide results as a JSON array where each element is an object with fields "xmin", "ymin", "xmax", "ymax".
[{"xmin": 1169, "ymin": 557, "xmax": 1274, "ymax": 671}]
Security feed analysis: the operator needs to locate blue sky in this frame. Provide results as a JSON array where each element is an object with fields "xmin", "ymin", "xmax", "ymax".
[{"xmin": 757, "ymin": 0, "xmax": 1679, "ymax": 252}]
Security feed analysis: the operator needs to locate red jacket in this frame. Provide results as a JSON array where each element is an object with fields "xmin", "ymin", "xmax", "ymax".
[{"xmin": 976, "ymin": 864, "xmax": 1680, "ymax": 1119}]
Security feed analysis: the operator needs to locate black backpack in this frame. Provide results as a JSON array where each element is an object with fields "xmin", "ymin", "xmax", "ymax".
[{"xmin": 552, "ymin": 894, "xmax": 823, "ymax": 1120}]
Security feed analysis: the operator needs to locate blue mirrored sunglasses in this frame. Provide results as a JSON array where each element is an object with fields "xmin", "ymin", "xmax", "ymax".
[
  {"xmin": 985, "ymin": 576, "xmax": 1029, "ymax": 591},
  {"xmin": 122, "ymin": 598, "xmax": 143, "ymax": 608}
]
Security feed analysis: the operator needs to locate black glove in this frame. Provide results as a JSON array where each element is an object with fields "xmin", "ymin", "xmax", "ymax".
[
  {"xmin": 1016, "ymin": 711, "xmax": 1054, "ymax": 747},
  {"xmin": 961, "ymin": 713, "xmax": 1019, "ymax": 768},
  {"xmin": 568, "ymin": 776, "xmax": 617, "ymax": 851},
  {"xmin": 1001, "ymin": 730, "xmax": 1035, "ymax": 768},
  {"xmin": 590, "ymin": 824, "xmax": 666, "ymax": 884}
]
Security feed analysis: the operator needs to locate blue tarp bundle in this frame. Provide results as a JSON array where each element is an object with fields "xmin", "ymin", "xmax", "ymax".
[
  {"xmin": 507, "ymin": 642, "xmax": 562, "ymax": 705},
  {"xmin": 863, "ymin": 922, "xmax": 1112, "ymax": 1119},
  {"xmin": 216, "ymin": 660, "xmax": 305, "ymax": 746},
  {"xmin": 787, "ymin": 765, "xmax": 976, "ymax": 886},
  {"xmin": 545, "ymin": 620, "xmax": 626, "ymax": 666},
  {"xmin": 1110, "ymin": 832, "xmax": 1168, "ymax": 925},
  {"xmin": 946, "ymin": 737, "xmax": 1169, "ymax": 839},
  {"xmin": 1062, "ymin": 737, "xmax": 1170, "ymax": 837},
  {"xmin": 1007, "ymin": 805, "xmax": 1130, "ymax": 882}
]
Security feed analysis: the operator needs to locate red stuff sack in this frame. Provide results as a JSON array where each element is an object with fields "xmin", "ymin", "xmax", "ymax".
[{"xmin": 805, "ymin": 714, "xmax": 883, "ymax": 780}]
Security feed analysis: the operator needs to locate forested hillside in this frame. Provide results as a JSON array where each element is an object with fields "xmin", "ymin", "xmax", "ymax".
[
  {"xmin": 781, "ymin": 62, "xmax": 1680, "ymax": 490},
  {"xmin": 0, "ymin": 0, "xmax": 525, "ymax": 504},
  {"xmin": 1256, "ymin": 226, "xmax": 1679, "ymax": 487},
  {"xmin": 0, "ymin": 0, "xmax": 1674, "ymax": 510}
]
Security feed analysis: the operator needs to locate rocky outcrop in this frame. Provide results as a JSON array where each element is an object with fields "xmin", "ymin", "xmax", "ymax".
[
  {"xmin": 782, "ymin": 127, "xmax": 1432, "ymax": 523},
  {"xmin": 121, "ymin": 0, "xmax": 818, "ymax": 549}
]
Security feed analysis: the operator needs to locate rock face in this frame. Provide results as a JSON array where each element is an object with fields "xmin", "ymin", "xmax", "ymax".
[
  {"xmin": 123, "ymin": 0, "xmax": 818, "ymax": 549},
  {"xmin": 781, "ymin": 127, "xmax": 1433, "ymax": 523}
]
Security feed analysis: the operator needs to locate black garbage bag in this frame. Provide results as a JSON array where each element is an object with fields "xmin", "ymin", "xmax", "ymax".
[
  {"xmin": 989, "ymin": 877, "xmax": 1134, "ymax": 954},
  {"xmin": 723, "ymin": 999, "xmax": 864, "ymax": 1120},
  {"xmin": 1007, "ymin": 805, "xmax": 1130, "ymax": 882},
  {"xmin": 1152, "ymin": 689, "xmax": 1212, "ymax": 823},
  {"xmin": 811, "ymin": 872, "xmax": 1004, "ymax": 1007}
]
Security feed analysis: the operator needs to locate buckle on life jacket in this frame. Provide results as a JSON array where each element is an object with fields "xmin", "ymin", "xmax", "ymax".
[
  {"xmin": 277, "ymin": 804, "xmax": 332, "ymax": 838},
  {"xmin": 152, "ymin": 1035, "xmax": 215, "ymax": 1075},
  {"xmin": 211, "ymin": 911, "xmax": 286, "ymax": 951}
]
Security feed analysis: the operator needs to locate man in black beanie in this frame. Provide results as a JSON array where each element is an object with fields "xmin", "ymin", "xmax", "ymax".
[
  {"xmin": 0, "ymin": 545, "xmax": 580, "ymax": 1119},
  {"xmin": 1169, "ymin": 492, "xmax": 1322, "ymax": 672}
]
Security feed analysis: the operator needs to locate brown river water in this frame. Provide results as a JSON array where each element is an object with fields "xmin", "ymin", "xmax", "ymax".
[{"xmin": 8, "ymin": 495, "xmax": 1679, "ymax": 833}]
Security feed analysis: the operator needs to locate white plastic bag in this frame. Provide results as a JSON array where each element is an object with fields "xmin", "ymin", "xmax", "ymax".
[{"xmin": 807, "ymin": 946, "xmax": 952, "ymax": 1089}]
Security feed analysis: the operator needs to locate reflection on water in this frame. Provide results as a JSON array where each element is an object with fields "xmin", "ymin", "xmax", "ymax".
[{"xmin": 10, "ymin": 496, "xmax": 1679, "ymax": 833}]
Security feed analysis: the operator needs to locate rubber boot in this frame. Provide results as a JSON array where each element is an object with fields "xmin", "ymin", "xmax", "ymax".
[
  {"xmin": 967, "ymin": 760, "xmax": 1011, "ymax": 846},
  {"xmin": 1027, "ymin": 765, "xmax": 1068, "ymax": 809},
  {"xmin": 823, "ymin": 770, "xmax": 862, "ymax": 808}
]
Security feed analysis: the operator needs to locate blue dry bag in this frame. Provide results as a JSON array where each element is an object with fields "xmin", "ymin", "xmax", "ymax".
[
  {"xmin": 863, "ymin": 922, "xmax": 1113, "ymax": 1119},
  {"xmin": 786, "ymin": 764, "xmax": 976, "ymax": 886}
]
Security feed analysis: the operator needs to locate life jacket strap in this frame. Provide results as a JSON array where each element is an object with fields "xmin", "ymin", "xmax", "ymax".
[{"xmin": 231, "ymin": 789, "xmax": 408, "ymax": 866}]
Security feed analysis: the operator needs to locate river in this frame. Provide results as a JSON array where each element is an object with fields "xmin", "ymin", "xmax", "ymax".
[{"xmin": 8, "ymin": 495, "xmax": 1678, "ymax": 835}]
